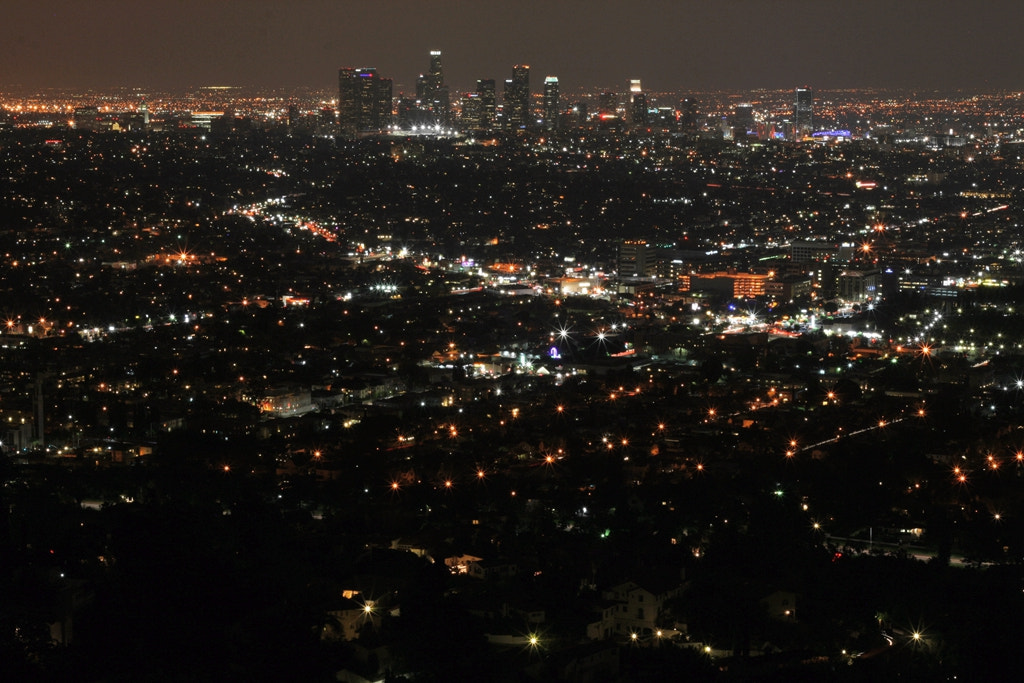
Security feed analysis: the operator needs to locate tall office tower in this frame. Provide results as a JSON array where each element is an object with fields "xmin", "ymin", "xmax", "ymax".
[
  {"xmin": 679, "ymin": 97, "xmax": 698, "ymax": 130},
  {"xmin": 416, "ymin": 50, "xmax": 450, "ymax": 126},
  {"xmin": 631, "ymin": 92, "xmax": 648, "ymax": 127},
  {"xmin": 733, "ymin": 103, "xmax": 755, "ymax": 134},
  {"xmin": 460, "ymin": 92, "xmax": 484, "ymax": 130},
  {"xmin": 628, "ymin": 80, "xmax": 645, "ymax": 125},
  {"xmin": 476, "ymin": 79, "xmax": 497, "ymax": 129},
  {"xmin": 338, "ymin": 67, "xmax": 393, "ymax": 137},
  {"xmin": 794, "ymin": 86, "xmax": 813, "ymax": 137},
  {"xmin": 429, "ymin": 49, "xmax": 443, "ymax": 85},
  {"xmin": 598, "ymin": 91, "xmax": 617, "ymax": 117},
  {"xmin": 543, "ymin": 76, "xmax": 560, "ymax": 130},
  {"xmin": 396, "ymin": 95, "xmax": 418, "ymax": 130},
  {"xmin": 503, "ymin": 64, "xmax": 530, "ymax": 130}
]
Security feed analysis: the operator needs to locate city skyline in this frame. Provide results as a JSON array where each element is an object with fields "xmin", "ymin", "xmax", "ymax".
[
  {"xmin": 6, "ymin": 10, "xmax": 1024, "ymax": 676},
  {"xmin": 2, "ymin": 1, "xmax": 1023, "ymax": 93}
]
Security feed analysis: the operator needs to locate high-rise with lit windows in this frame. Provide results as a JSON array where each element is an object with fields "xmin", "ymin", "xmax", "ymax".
[
  {"xmin": 416, "ymin": 50, "xmax": 449, "ymax": 126},
  {"xmin": 794, "ymin": 86, "xmax": 813, "ymax": 137},
  {"xmin": 618, "ymin": 239, "xmax": 651, "ymax": 277},
  {"xmin": 338, "ymin": 67, "xmax": 392, "ymax": 137},
  {"xmin": 476, "ymin": 79, "xmax": 496, "ymax": 129},
  {"xmin": 504, "ymin": 65, "xmax": 530, "ymax": 130},
  {"xmin": 543, "ymin": 76, "xmax": 560, "ymax": 130},
  {"xmin": 629, "ymin": 80, "xmax": 647, "ymax": 127}
]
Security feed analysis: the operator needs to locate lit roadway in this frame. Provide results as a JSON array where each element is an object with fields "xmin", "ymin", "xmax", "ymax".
[
  {"xmin": 824, "ymin": 534, "xmax": 986, "ymax": 568},
  {"xmin": 797, "ymin": 414, "xmax": 914, "ymax": 453}
]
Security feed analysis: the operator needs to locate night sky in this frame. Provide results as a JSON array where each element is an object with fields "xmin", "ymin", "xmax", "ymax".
[{"xmin": 2, "ymin": 0, "xmax": 1021, "ymax": 93}]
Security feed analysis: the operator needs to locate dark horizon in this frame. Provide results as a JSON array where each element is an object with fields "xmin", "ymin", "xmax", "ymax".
[{"xmin": 3, "ymin": 1, "xmax": 1022, "ymax": 94}]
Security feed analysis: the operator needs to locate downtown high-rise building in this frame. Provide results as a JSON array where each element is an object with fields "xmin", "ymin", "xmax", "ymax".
[
  {"xmin": 476, "ymin": 79, "xmax": 497, "ymax": 130},
  {"xmin": 598, "ymin": 91, "xmax": 618, "ymax": 117},
  {"xmin": 733, "ymin": 103, "xmax": 755, "ymax": 136},
  {"xmin": 503, "ymin": 65, "xmax": 530, "ymax": 130},
  {"xmin": 543, "ymin": 76, "xmax": 560, "ymax": 130},
  {"xmin": 459, "ymin": 92, "xmax": 484, "ymax": 131},
  {"xmin": 338, "ymin": 67, "xmax": 392, "ymax": 137},
  {"xmin": 679, "ymin": 97, "xmax": 698, "ymax": 130},
  {"xmin": 416, "ymin": 50, "xmax": 450, "ymax": 126},
  {"xmin": 629, "ymin": 79, "xmax": 647, "ymax": 127},
  {"xmin": 794, "ymin": 86, "xmax": 813, "ymax": 137}
]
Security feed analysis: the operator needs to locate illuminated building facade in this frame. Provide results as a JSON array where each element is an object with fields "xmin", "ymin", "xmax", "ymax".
[
  {"xmin": 794, "ymin": 86, "xmax": 813, "ymax": 136},
  {"xmin": 73, "ymin": 106, "xmax": 101, "ymax": 131},
  {"xmin": 598, "ymin": 91, "xmax": 618, "ymax": 117},
  {"xmin": 631, "ymin": 92, "xmax": 648, "ymax": 127},
  {"xmin": 618, "ymin": 239, "xmax": 651, "ymax": 278},
  {"xmin": 838, "ymin": 269, "xmax": 880, "ymax": 302},
  {"xmin": 504, "ymin": 65, "xmax": 530, "ymax": 130},
  {"xmin": 543, "ymin": 76, "xmax": 560, "ymax": 130},
  {"xmin": 460, "ymin": 92, "xmax": 484, "ymax": 130},
  {"xmin": 338, "ymin": 67, "xmax": 393, "ymax": 137},
  {"xmin": 790, "ymin": 241, "xmax": 856, "ymax": 263},
  {"xmin": 733, "ymin": 103, "xmax": 755, "ymax": 136},
  {"xmin": 684, "ymin": 272, "xmax": 770, "ymax": 299},
  {"xmin": 476, "ymin": 79, "xmax": 497, "ymax": 130},
  {"xmin": 416, "ymin": 50, "xmax": 449, "ymax": 126}
]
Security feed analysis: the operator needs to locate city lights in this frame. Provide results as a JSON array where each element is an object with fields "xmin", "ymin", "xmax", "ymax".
[{"xmin": 3, "ymin": 48, "xmax": 1023, "ymax": 681}]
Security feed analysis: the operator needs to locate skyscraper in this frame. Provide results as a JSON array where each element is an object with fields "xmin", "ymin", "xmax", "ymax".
[
  {"xmin": 476, "ymin": 79, "xmax": 496, "ymax": 130},
  {"xmin": 543, "ymin": 76, "xmax": 560, "ymax": 130},
  {"xmin": 460, "ymin": 92, "xmax": 484, "ymax": 131},
  {"xmin": 733, "ymin": 103, "xmax": 755, "ymax": 135},
  {"xmin": 416, "ymin": 50, "xmax": 449, "ymax": 126},
  {"xmin": 679, "ymin": 97, "xmax": 698, "ymax": 131},
  {"xmin": 504, "ymin": 65, "xmax": 530, "ymax": 130},
  {"xmin": 629, "ymin": 79, "xmax": 646, "ymax": 127},
  {"xmin": 338, "ymin": 67, "xmax": 393, "ymax": 137},
  {"xmin": 598, "ymin": 91, "xmax": 617, "ymax": 117},
  {"xmin": 429, "ymin": 50, "xmax": 443, "ymax": 84},
  {"xmin": 794, "ymin": 87, "xmax": 813, "ymax": 137},
  {"xmin": 631, "ymin": 93, "xmax": 648, "ymax": 127}
]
